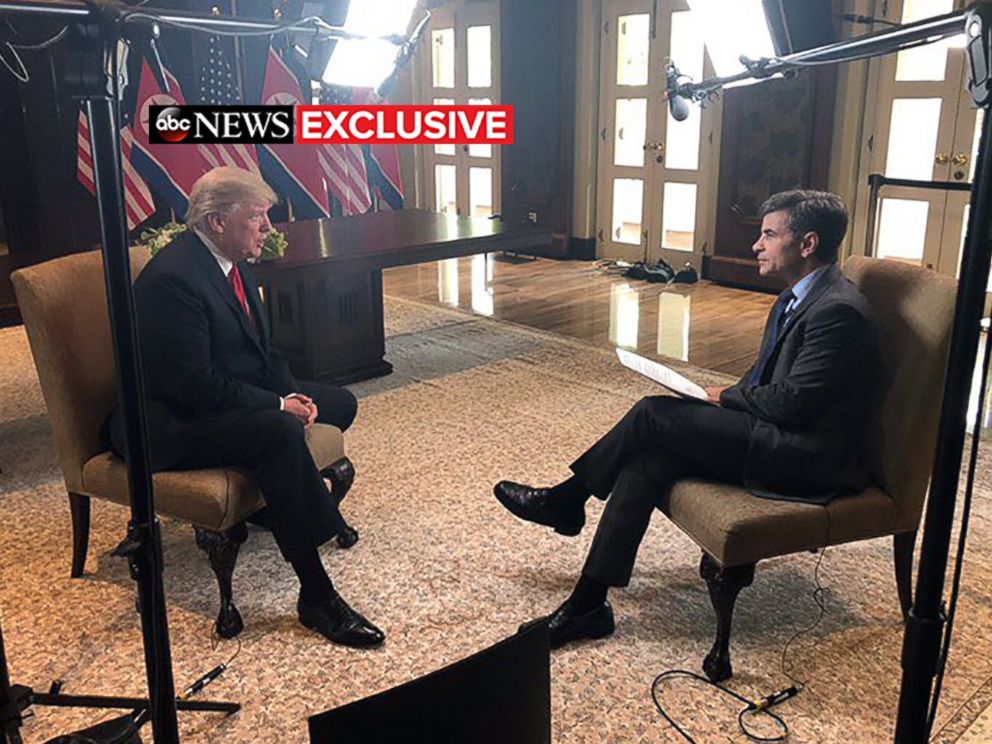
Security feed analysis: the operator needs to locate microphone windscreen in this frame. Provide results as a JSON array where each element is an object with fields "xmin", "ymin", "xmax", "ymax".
[{"xmin": 668, "ymin": 94, "xmax": 691, "ymax": 122}]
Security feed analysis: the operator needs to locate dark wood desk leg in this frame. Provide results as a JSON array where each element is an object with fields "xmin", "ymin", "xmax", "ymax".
[{"xmin": 263, "ymin": 268, "xmax": 393, "ymax": 384}]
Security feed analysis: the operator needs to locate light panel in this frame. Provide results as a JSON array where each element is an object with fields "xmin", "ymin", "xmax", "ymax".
[
  {"xmin": 685, "ymin": 0, "xmax": 777, "ymax": 79},
  {"xmin": 321, "ymin": 0, "xmax": 418, "ymax": 89},
  {"xmin": 323, "ymin": 39, "xmax": 401, "ymax": 88}
]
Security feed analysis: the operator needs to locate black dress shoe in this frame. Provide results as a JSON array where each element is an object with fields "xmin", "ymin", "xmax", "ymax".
[
  {"xmin": 493, "ymin": 481, "xmax": 585, "ymax": 536},
  {"xmin": 298, "ymin": 592, "xmax": 385, "ymax": 648},
  {"xmin": 519, "ymin": 600, "xmax": 615, "ymax": 649}
]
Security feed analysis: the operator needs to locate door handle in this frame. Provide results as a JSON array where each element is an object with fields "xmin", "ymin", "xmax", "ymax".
[
  {"xmin": 934, "ymin": 153, "xmax": 950, "ymax": 165},
  {"xmin": 951, "ymin": 153, "xmax": 969, "ymax": 166}
]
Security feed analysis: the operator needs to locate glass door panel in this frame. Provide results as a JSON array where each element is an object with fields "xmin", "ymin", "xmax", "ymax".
[
  {"xmin": 432, "ymin": 29, "xmax": 455, "ymax": 88},
  {"xmin": 894, "ymin": 0, "xmax": 957, "ymax": 81},
  {"xmin": 661, "ymin": 183, "xmax": 696, "ymax": 251},
  {"xmin": 883, "ymin": 98, "xmax": 943, "ymax": 179},
  {"xmin": 876, "ymin": 198, "xmax": 930, "ymax": 264},
  {"xmin": 612, "ymin": 178, "xmax": 644, "ymax": 244},
  {"xmin": 664, "ymin": 106, "xmax": 702, "ymax": 171},
  {"xmin": 616, "ymin": 14, "xmax": 650, "ymax": 85},
  {"xmin": 435, "ymin": 164, "xmax": 458, "ymax": 214},
  {"xmin": 663, "ymin": 11, "xmax": 704, "ymax": 171},
  {"xmin": 614, "ymin": 98, "xmax": 648, "ymax": 167},
  {"xmin": 466, "ymin": 25, "xmax": 491, "ymax": 88},
  {"xmin": 469, "ymin": 166, "xmax": 492, "ymax": 217}
]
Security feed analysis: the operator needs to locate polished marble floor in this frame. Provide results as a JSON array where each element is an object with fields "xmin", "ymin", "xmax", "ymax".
[{"xmin": 383, "ymin": 255, "xmax": 776, "ymax": 379}]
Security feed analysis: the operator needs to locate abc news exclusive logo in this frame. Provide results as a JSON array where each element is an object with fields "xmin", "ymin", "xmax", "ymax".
[
  {"xmin": 149, "ymin": 104, "xmax": 513, "ymax": 146},
  {"xmin": 149, "ymin": 106, "xmax": 294, "ymax": 144}
]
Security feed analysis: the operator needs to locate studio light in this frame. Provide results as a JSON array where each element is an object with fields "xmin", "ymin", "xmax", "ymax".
[
  {"xmin": 321, "ymin": 0, "xmax": 418, "ymax": 89},
  {"xmin": 685, "ymin": 0, "xmax": 777, "ymax": 83}
]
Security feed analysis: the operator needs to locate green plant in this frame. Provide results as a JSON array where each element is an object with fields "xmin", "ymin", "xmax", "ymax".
[{"xmin": 135, "ymin": 221, "xmax": 287, "ymax": 261}]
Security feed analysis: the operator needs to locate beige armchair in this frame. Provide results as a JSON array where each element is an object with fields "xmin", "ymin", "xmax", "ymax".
[
  {"xmin": 12, "ymin": 248, "xmax": 356, "ymax": 638},
  {"xmin": 661, "ymin": 256, "xmax": 957, "ymax": 682}
]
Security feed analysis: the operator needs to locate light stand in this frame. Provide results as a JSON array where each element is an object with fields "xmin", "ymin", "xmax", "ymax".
[
  {"xmin": 669, "ymin": 5, "xmax": 992, "ymax": 742},
  {"xmin": 0, "ymin": 2, "xmax": 388, "ymax": 742}
]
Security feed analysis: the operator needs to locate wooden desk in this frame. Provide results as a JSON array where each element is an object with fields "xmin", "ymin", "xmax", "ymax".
[{"xmin": 254, "ymin": 211, "xmax": 551, "ymax": 383}]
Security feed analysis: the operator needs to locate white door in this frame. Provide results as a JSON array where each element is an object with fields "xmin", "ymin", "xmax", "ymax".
[
  {"xmin": 418, "ymin": 2, "xmax": 501, "ymax": 219},
  {"xmin": 595, "ymin": 0, "xmax": 716, "ymax": 271},
  {"xmin": 856, "ymin": 0, "xmax": 979, "ymax": 275}
]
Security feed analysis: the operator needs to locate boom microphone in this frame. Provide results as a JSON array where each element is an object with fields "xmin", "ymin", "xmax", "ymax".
[{"xmin": 665, "ymin": 64, "xmax": 691, "ymax": 122}]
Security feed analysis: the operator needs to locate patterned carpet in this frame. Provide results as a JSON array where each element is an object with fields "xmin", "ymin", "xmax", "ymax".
[{"xmin": 1, "ymin": 295, "xmax": 991, "ymax": 742}]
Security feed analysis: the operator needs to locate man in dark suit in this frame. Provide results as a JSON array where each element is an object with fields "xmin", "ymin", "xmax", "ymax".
[
  {"xmin": 108, "ymin": 167, "xmax": 383, "ymax": 648},
  {"xmin": 493, "ymin": 190, "xmax": 881, "ymax": 648}
]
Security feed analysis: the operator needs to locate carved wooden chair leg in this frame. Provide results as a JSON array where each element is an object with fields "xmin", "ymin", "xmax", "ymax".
[
  {"xmin": 195, "ymin": 522, "xmax": 249, "ymax": 639},
  {"xmin": 893, "ymin": 530, "xmax": 917, "ymax": 621},
  {"xmin": 321, "ymin": 457, "xmax": 359, "ymax": 549},
  {"xmin": 68, "ymin": 492, "xmax": 91, "ymax": 578},
  {"xmin": 699, "ymin": 553, "xmax": 756, "ymax": 683}
]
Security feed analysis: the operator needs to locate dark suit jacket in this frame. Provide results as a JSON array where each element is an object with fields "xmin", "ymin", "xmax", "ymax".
[
  {"xmin": 720, "ymin": 264, "xmax": 881, "ymax": 503},
  {"xmin": 108, "ymin": 231, "xmax": 299, "ymax": 470}
]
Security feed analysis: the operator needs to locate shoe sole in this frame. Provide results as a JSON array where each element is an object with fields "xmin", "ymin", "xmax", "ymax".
[
  {"xmin": 494, "ymin": 487, "xmax": 584, "ymax": 536},
  {"xmin": 553, "ymin": 618, "xmax": 615, "ymax": 649},
  {"xmin": 552, "ymin": 622, "xmax": 615, "ymax": 649}
]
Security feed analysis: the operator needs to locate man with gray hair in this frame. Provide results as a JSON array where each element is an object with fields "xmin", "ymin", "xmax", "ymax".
[{"xmin": 107, "ymin": 166, "xmax": 384, "ymax": 648}]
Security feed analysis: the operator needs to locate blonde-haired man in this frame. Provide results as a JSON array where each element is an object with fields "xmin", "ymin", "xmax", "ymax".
[{"xmin": 106, "ymin": 167, "xmax": 384, "ymax": 648}]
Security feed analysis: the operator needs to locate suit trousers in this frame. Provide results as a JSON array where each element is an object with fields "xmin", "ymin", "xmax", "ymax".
[
  {"xmin": 570, "ymin": 395, "xmax": 754, "ymax": 587},
  {"xmin": 173, "ymin": 381, "xmax": 358, "ymax": 562}
]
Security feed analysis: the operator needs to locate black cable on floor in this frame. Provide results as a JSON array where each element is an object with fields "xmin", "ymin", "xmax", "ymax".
[
  {"xmin": 780, "ymin": 517, "xmax": 831, "ymax": 690},
  {"xmin": 651, "ymin": 669, "xmax": 791, "ymax": 743}
]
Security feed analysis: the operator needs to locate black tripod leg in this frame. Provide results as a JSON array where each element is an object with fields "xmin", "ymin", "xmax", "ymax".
[
  {"xmin": 1, "ymin": 721, "xmax": 23, "ymax": 744},
  {"xmin": 0, "ymin": 617, "xmax": 26, "ymax": 744},
  {"xmin": 31, "ymin": 692, "xmax": 239, "ymax": 715}
]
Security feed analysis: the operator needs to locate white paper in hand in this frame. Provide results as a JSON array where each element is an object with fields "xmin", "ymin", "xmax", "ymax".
[{"xmin": 615, "ymin": 348, "xmax": 711, "ymax": 403}]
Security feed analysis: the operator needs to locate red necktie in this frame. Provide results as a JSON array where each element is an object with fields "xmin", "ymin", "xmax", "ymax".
[{"xmin": 227, "ymin": 266, "xmax": 251, "ymax": 318}]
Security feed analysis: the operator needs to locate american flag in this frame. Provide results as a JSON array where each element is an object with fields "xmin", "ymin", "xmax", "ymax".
[
  {"xmin": 319, "ymin": 85, "xmax": 372, "ymax": 215},
  {"xmin": 76, "ymin": 108, "xmax": 155, "ymax": 231},
  {"xmin": 352, "ymin": 88, "xmax": 404, "ymax": 210},
  {"xmin": 196, "ymin": 34, "xmax": 259, "ymax": 174}
]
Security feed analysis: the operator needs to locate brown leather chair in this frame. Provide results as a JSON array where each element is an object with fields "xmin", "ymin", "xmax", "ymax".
[
  {"xmin": 12, "ymin": 248, "xmax": 356, "ymax": 638},
  {"xmin": 661, "ymin": 256, "xmax": 957, "ymax": 682}
]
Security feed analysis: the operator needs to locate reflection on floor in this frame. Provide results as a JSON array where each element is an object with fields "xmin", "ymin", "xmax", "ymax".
[
  {"xmin": 385, "ymin": 255, "xmax": 992, "ymax": 432},
  {"xmin": 383, "ymin": 255, "xmax": 776, "ymax": 379}
]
